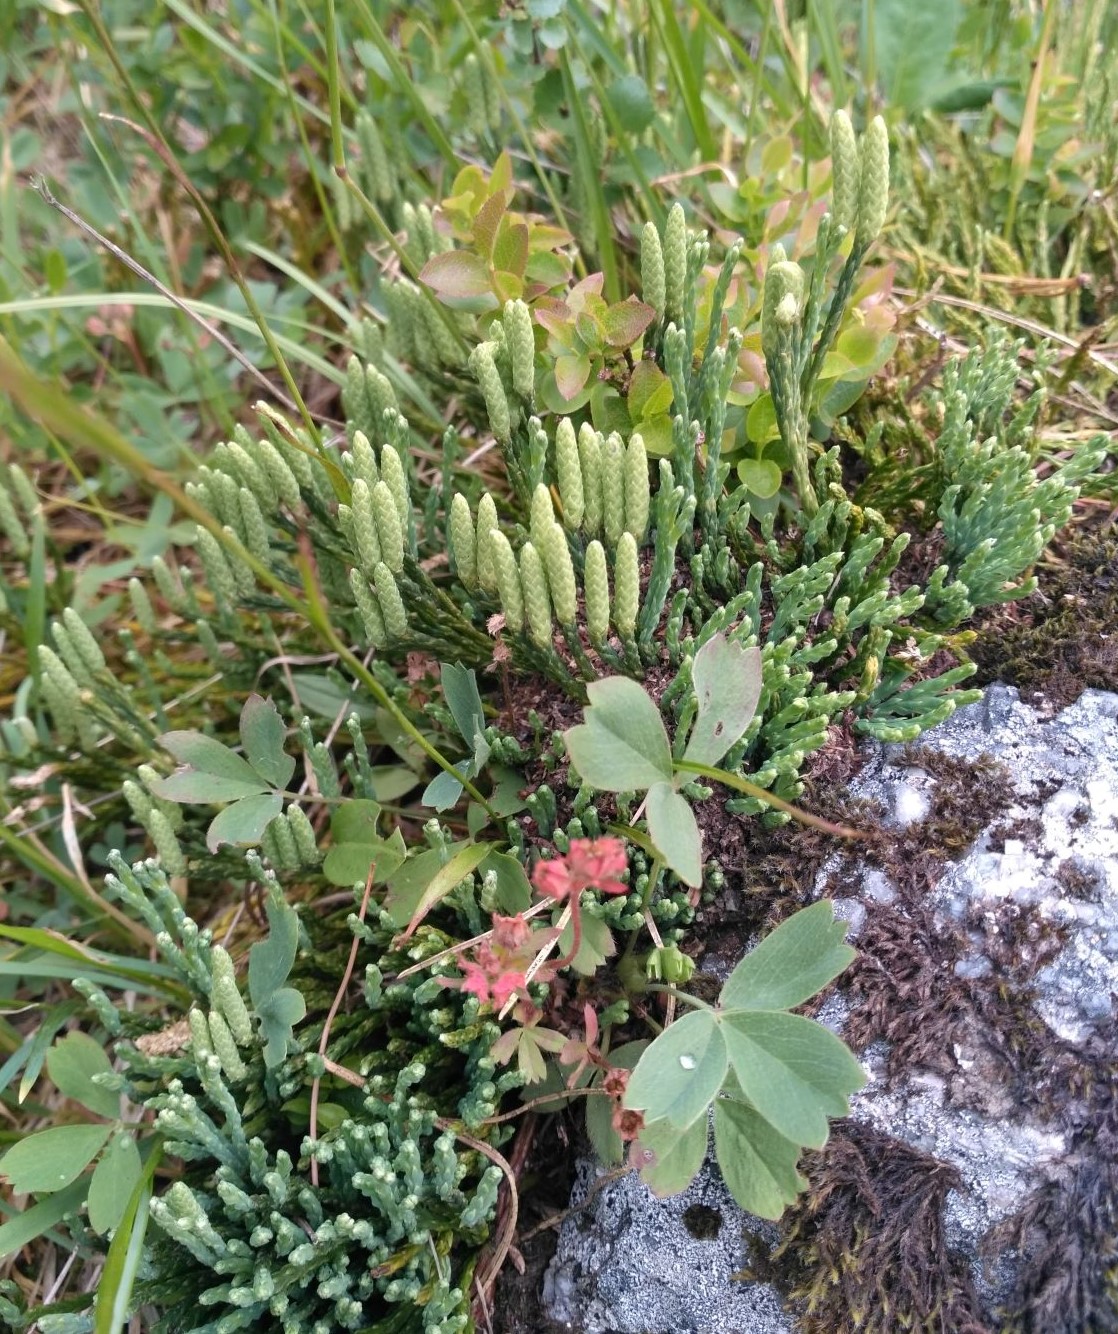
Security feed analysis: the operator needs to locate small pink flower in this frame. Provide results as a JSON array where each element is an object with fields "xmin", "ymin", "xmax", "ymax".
[
  {"xmin": 567, "ymin": 838, "xmax": 628, "ymax": 895},
  {"xmin": 457, "ymin": 959, "xmax": 493, "ymax": 1004},
  {"xmin": 532, "ymin": 857, "xmax": 573, "ymax": 902},
  {"xmin": 491, "ymin": 913, "xmax": 531, "ymax": 950},
  {"xmin": 491, "ymin": 969, "xmax": 527, "ymax": 1009},
  {"xmin": 612, "ymin": 1107, "xmax": 645, "ymax": 1142},
  {"xmin": 601, "ymin": 1066, "xmax": 630, "ymax": 1098},
  {"xmin": 532, "ymin": 838, "xmax": 629, "ymax": 901}
]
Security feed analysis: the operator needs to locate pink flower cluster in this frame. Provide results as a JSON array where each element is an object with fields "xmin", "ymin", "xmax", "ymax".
[
  {"xmin": 531, "ymin": 838, "xmax": 628, "ymax": 902},
  {"xmin": 444, "ymin": 838, "xmax": 629, "ymax": 1012},
  {"xmin": 451, "ymin": 913, "xmax": 534, "ymax": 1009}
]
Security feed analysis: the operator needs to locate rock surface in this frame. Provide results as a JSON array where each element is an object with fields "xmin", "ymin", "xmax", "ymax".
[{"xmin": 542, "ymin": 686, "xmax": 1118, "ymax": 1332}]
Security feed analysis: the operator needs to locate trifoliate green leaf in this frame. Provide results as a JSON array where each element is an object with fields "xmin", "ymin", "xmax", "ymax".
[
  {"xmin": 205, "ymin": 792, "xmax": 283, "ymax": 853},
  {"xmin": 46, "ymin": 1031, "xmax": 119, "ymax": 1120},
  {"xmin": 713, "ymin": 1096, "xmax": 806, "ymax": 1219},
  {"xmin": 0, "ymin": 1124, "xmax": 112, "ymax": 1195},
  {"xmin": 645, "ymin": 781, "xmax": 703, "ymax": 887},
  {"xmin": 719, "ymin": 901, "xmax": 856, "ymax": 1012},
  {"xmin": 634, "ymin": 1113, "xmax": 709, "ymax": 1197},
  {"xmin": 719, "ymin": 1010, "xmax": 866, "ymax": 1149},
  {"xmin": 624, "ymin": 1008, "xmax": 726, "ymax": 1131},
  {"xmin": 238, "ymin": 694, "xmax": 294, "ymax": 790},
  {"xmin": 87, "ymin": 1132, "xmax": 142, "ymax": 1234},
  {"xmin": 564, "ymin": 676, "xmax": 673, "ymax": 792},
  {"xmin": 684, "ymin": 635, "xmax": 763, "ymax": 766}
]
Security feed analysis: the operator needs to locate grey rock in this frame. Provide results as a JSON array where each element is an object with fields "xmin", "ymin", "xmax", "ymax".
[
  {"xmin": 542, "ymin": 688, "xmax": 1118, "ymax": 1331},
  {"xmin": 542, "ymin": 1158, "xmax": 793, "ymax": 1334}
]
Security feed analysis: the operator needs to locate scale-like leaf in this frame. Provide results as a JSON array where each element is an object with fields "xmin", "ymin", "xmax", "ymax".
[
  {"xmin": 719, "ymin": 901, "xmax": 856, "ymax": 1012},
  {"xmin": 88, "ymin": 1132, "xmax": 142, "ymax": 1234},
  {"xmin": 634, "ymin": 1113, "xmax": 708, "ymax": 1197},
  {"xmin": 719, "ymin": 1011, "xmax": 866, "ymax": 1149},
  {"xmin": 684, "ymin": 636, "xmax": 762, "ymax": 766},
  {"xmin": 624, "ymin": 1008, "xmax": 726, "ymax": 1131},
  {"xmin": 239, "ymin": 695, "xmax": 294, "ymax": 790},
  {"xmin": 46, "ymin": 1031, "xmax": 119, "ymax": 1120},
  {"xmin": 0, "ymin": 1123, "xmax": 112, "ymax": 1194},
  {"xmin": 564, "ymin": 676, "xmax": 673, "ymax": 792},
  {"xmin": 205, "ymin": 793, "xmax": 283, "ymax": 852},
  {"xmin": 713, "ymin": 1096, "xmax": 807, "ymax": 1219},
  {"xmin": 645, "ymin": 781, "xmax": 703, "ymax": 887}
]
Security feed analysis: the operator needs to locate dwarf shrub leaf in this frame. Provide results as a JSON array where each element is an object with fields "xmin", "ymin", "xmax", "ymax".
[
  {"xmin": 645, "ymin": 781, "xmax": 703, "ymax": 886},
  {"xmin": 684, "ymin": 636, "xmax": 762, "ymax": 767},
  {"xmin": 564, "ymin": 676, "xmax": 673, "ymax": 792},
  {"xmin": 720, "ymin": 1011, "xmax": 866, "ymax": 1149},
  {"xmin": 624, "ymin": 1008, "xmax": 726, "ymax": 1131},
  {"xmin": 713, "ymin": 1096, "xmax": 807, "ymax": 1219},
  {"xmin": 46, "ymin": 1031, "xmax": 119, "ymax": 1119},
  {"xmin": 238, "ymin": 695, "xmax": 294, "ymax": 790},
  {"xmin": 420, "ymin": 250, "xmax": 492, "ymax": 299},
  {"xmin": 206, "ymin": 792, "xmax": 283, "ymax": 853},
  {"xmin": 719, "ymin": 901, "xmax": 856, "ymax": 1012},
  {"xmin": 87, "ymin": 1132, "xmax": 142, "ymax": 1234},
  {"xmin": 737, "ymin": 457, "xmax": 783, "ymax": 499},
  {"xmin": 0, "ymin": 1123, "xmax": 112, "ymax": 1194},
  {"xmin": 634, "ymin": 1113, "xmax": 709, "ymax": 1197}
]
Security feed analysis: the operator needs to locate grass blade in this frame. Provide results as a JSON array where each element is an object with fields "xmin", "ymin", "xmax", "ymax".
[
  {"xmin": 93, "ymin": 1142, "xmax": 162, "ymax": 1334},
  {"xmin": 650, "ymin": 0, "xmax": 717, "ymax": 161}
]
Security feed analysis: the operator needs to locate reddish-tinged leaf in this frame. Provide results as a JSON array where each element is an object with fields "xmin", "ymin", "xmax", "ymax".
[
  {"xmin": 490, "ymin": 150, "xmax": 514, "ymax": 193},
  {"xmin": 555, "ymin": 352, "xmax": 592, "ymax": 401},
  {"xmin": 419, "ymin": 250, "xmax": 492, "ymax": 299},
  {"xmin": 473, "ymin": 190, "xmax": 509, "ymax": 259},
  {"xmin": 493, "ymin": 220, "xmax": 530, "ymax": 277},
  {"xmin": 493, "ymin": 270, "xmax": 524, "ymax": 303},
  {"xmin": 628, "ymin": 361, "xmax": 673, "ymax": 421},
  {"xmin": 601, "ymin": 297, "xmax": 656, "ymax": 348},
  {"xmin": 528, "ymin": 222, "xmax": 574, "ymax": 251},
  {"xmin": 570, "ymin": 272, "xmax": 605, "ymax": 300},
  {"xmin": 533, "ymin": 297, "xmax": 572, "ymax": 337}
]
